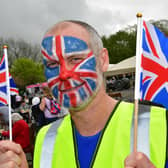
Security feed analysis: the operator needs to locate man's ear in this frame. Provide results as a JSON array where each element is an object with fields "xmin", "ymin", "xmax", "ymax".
[{"xmin": 99, "ymin": 48, "xmax": 109, "ymax": 72}]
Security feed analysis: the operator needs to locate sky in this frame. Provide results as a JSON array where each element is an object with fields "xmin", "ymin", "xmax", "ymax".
[{"xmin": 0, "ymin": 0, "xmax": 168, "ymax": 45}]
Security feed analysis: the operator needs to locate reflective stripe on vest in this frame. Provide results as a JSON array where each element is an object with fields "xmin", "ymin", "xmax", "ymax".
[
  {"xmin": 130, "ymin": 104, "xmax": 151, "ymax": 156},
  {"xmin": 131, "ymin": 104, "xmax": 166, "ymax": 168},
  {"xmin": 34, "ymin": 101, "xmax": 167, "ymax": 168},
  {"xmin": 40, "ymin": 118, "xmax": 64, "ymax": 168},
  {"xmin": 33, "ymin": 118, "xmax": 64, "ymax": 168}
]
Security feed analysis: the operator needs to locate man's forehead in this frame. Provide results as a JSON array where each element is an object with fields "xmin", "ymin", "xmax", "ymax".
[
  {"xmin": 41, "ymin": 35, "xmax": 90, "ymax": 59},
  {"xmin": 45, "ymin": 21, "xmax": 90, "ymax": 44}
]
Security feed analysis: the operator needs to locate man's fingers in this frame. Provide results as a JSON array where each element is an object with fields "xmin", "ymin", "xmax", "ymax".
[
  {"xmin": 0, "ymin": 140, "xmax": 29, "ymax": 168},
  {"xmin": 124, "ymin": 152, "xmax": 156, "ymax": 168},
  {"xmin": 0, "ymin": 140, "xmax": 22, "ymax": 154},
  {"xmin": 0, "ymin": 150, "xmax": 22, "ymax": 166},
  {"xmin": 0, "ymin": 161, "xmax": 20, "ymax": 168},
  {"xmin": 124, "ymin": 152, "xmax": 136, "ymax": 167}
]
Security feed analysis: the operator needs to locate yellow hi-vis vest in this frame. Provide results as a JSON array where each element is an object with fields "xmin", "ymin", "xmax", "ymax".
[{"xmin": 33, "ymin": 101, "xmax": 167, "ymax": 168}]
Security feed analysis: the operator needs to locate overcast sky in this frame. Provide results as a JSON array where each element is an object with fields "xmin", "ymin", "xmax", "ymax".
[{"xmin": 0, "ymin": 0, "xmax": 168, "ymax": 45}]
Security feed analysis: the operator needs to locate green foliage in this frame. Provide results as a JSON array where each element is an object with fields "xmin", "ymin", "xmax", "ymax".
[
  {"xmin": 10, "ymin": 57, "xmax": 45, "ymax": 89},
  {"xmin": 102, "ymin": 19, "xmax": 168, "ymax": 65},
  {"xmin": 102, "ymin": 31, "xmax": 136, "ymax": 64},
  {"xmin": 152, "ymin": 20, "xmax": 168, "ymax": 36}
]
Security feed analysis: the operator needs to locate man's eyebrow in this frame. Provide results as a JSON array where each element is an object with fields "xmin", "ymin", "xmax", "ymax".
[
  {"xmin": 64, "ymin": 53, "xmax": 87, "ymax": 58},
  {"xmin": 47, "ymin": 59, "xmax": 59, "ymax": 63}
]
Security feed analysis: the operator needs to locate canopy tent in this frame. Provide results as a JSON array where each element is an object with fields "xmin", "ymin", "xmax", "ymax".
[
  {"xmin": 26, "ymin": 82, "xmax": 48, "ymax": 89},
  {"xmin": 104, "ymin": 56, "xmax": 136, "ymax": 77}
]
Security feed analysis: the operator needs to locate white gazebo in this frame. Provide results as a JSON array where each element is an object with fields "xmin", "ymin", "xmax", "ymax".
[{"xmin": 104, "ymin": 56, "xmax": 136, "ymax": 77}]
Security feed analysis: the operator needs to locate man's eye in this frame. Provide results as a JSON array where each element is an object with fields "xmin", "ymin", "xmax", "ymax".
[
  {"xmin": 69, "ymin": 57, "xmax": 85, "ymax": 64},
  {"xmin": 46, "ymin": 62, "xmax": 59, "ymax": 68}
]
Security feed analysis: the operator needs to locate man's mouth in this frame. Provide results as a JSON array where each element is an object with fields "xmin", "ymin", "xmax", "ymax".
[{"xmin": 59, "ymin": 82, "xmax": 85, "ymax": 92}]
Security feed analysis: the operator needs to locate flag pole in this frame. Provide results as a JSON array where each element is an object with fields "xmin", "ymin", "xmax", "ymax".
[
  {"xmin": 133, "ymin": 13, "xmax": 143, "ymax": 152},
  {"xmin": 3, "ymin": 45, "xmax": 12, "ymax": 141}
]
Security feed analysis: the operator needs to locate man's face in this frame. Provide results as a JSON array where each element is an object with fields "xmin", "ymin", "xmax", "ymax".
[{"xmin": 41, "ymin": 35, "xmax": 100, "ymax": 110}]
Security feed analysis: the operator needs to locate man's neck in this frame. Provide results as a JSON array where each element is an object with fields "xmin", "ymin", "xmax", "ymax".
[{"xmin": 70, "ymin": 88, "xmax": 117, "ymax": 136}]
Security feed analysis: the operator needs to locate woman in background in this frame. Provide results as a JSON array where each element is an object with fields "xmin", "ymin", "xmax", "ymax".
[
  {"xmin": 40, "ymin": 86, "xmax": 59, "ymax": 124},
  {"xmin": 0, "ymin": 113, "xmax": 30, "ymax": 150}
]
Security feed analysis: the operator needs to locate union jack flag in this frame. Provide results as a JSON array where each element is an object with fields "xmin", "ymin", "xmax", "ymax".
[
  {"xmin": 0, "ymin": 54, "xmax": 18, "ymax": 107},
  {"xmin": 9, "ymin": 73, "xmax": 19, "ymax": 95},
  {"xmin": 0, "ymin": 54, "xmax": 8, "ymax": 106},
  {"xmin": 140, "ymin": 21, "xmax": 168, "ymax": 109},
  {"xmin": 42, "ymin": 36, "xmax": 98, "ymax": 108}
]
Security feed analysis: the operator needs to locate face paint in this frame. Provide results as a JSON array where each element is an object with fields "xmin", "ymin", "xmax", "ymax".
[{"xmin": 41, "ymin": 35, "xmax": 100, "ymax": 109}]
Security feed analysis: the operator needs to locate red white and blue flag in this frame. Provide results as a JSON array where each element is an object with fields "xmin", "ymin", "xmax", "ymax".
[
  {"xmin": 9, "ymin": 73, "xmax": 19, "ymax": 95},
  {"xmin": 0, "ymin": 54, "xmax": 8, "ymax": 106},
  {"xmin": 0, "ymin": 54, "xmax": 18, "ymax": 106},
  {"xmin": 140, "ymin": 21, "xmax": 168, "ymax": 109}
]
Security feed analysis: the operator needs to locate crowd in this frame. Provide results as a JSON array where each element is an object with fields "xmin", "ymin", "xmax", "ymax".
[{"xmin": 0, "ymin": 85, "xmax": 68, "ymax": 153}]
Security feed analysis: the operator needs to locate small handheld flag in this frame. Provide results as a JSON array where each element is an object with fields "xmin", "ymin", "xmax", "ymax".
[
  {"xmin": 140, "ymin": 21, "xmax": 168, "ymax": 109},
  {"xmin": 0, "ymin": 54, "xmax": 8, "ymax": 106},
  {"xmin": 0, "ymin": 45, "xmax": 13, "ymax": 140}
]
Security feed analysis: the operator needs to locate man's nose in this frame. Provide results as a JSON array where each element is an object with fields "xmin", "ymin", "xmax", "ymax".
[{"xmin": 59, "ymin": 62, "xmax": 72, "ymax": 81}]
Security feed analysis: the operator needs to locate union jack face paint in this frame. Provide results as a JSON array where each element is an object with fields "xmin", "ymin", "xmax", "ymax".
[{"xmin": 41, "ymin": 35, "xmax": 99, "ymax": 109}]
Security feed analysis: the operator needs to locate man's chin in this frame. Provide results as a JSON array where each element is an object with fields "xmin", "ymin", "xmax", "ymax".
[
  {"xmin": 68, "ymin": 89, "xmax": 99, "ymax": 112},
  {"xmin": 68, "ymin": 101, "xmax": 90, "ymax": 112}
]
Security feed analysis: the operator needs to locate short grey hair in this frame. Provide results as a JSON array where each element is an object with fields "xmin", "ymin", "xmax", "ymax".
[
  {"xmin": 47, "ymin": 20, "xmax": 103, "ymax": 57},
  {"xmin": 66, "ymin": 20, "xmax": 103, "ymax": 57},
  {"xmin": 12, "ymin": 113, "xmax": 23, "ymax": 123}
]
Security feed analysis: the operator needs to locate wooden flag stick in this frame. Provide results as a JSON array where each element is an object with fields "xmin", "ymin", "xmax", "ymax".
[
  {"xmin": 3, "ymin": 45, "xmax": 12, "ymax": 141},
  {"xmin": 133, "ymin": 99, "xmax": 139, "ymax": 151},
  {"xmin": 133, "ymin": 13, "xmax": 143, "ymax": 152}
]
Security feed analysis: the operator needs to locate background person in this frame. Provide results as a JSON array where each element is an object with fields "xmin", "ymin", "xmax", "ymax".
[
  {"xmin": 39, "ymin": 86, "xmax": 60, "ymax": 124},
  {"xmin": 19, "ymin": 100, "xmax": 31, "ymax": 123},
  {"xmin": 31, "ymin": 96, "xmax": 46, "ymax": 134},
  {"xmin": 0, "ymin": 106, "xmax": 9, "ymax": 124},
  {"xmin": 0, "ymin": 113, "xmax": 30, "ymax": 150}
]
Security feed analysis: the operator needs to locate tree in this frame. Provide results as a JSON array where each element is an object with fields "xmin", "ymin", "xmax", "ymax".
[
  {"xmin": 102, "ymin": 19, "xmax": 168, "ymax": 65},
  {"xmin": 152, "ymin": 20, "xmax": 168, "ymax": 36},
  {"xmin": 102, "ymin": 31, "xmax": 136, "ymax": 64},
  {"xmin": 0, "ymin": 37, "xmax": 42, "ymax": 66},
  {"xmin": 10, "ymin": 57, "xmax": 45, "ymax": 89}
]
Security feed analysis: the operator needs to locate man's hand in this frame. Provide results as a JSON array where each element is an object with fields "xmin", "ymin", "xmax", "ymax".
[
  {"xmin": 0, "ymin": 140, "xmax": 28, "ymax": 168},
  {"xmin": 124, "ymin": 152, "xmax": 156, "ymax": 168}
]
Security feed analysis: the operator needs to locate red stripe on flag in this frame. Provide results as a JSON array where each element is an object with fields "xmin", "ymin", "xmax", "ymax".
[
  {"xmin": 142, "ymin": 76, "xmax": 151, "ymax": 84},
  {"xmin": 10, "ymin": 88, "xmax": 19, "ymax": 94},
  {"xmin": 142, "ymin": 56, "xmax": 168, "ymax": 100},
  {"xmin": 0, "ymin": 72, "xmax": 6, "ymax": 83},
  {"xmin": 143, "ymin": 21, "xmax": 159, "ymax": 58},
  {"xmin": 0, "ymin": 97, "xmax": 7, "ymax": 104},
  {"xmin": 0, "ymin": 55, "xmax": 5, "ymax": 65}
]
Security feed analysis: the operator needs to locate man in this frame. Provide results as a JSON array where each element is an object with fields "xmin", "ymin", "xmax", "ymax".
[{"xmin": 0, "ymin": 20, "xmax": 160, "ymax": 167}]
